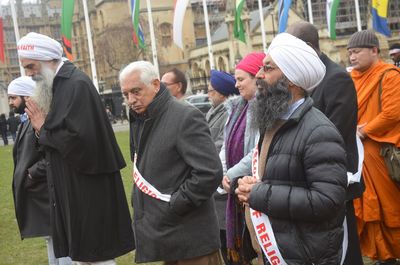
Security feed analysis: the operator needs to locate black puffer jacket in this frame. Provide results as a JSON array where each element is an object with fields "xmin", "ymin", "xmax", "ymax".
[{"xmin": 249, "ymin": 97, "xmax": 347, "ymax": 265}]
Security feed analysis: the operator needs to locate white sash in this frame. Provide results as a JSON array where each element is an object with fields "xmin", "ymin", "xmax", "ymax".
[
  {"xmin": 250, "ymin": 147, "xmax": 288, "ymax": 265},
  {"xmin": 132, "ymin": 158, "xmax": 171, "ymax": 202},
  {"xmin": 347, "ymin": 135, "xmax": 364, "ymax": 185},
  {"xmin": 251, "ymin": 144, "xmax": 349, "ymax": 265}
]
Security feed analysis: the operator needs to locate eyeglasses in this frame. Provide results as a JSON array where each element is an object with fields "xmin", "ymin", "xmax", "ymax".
[
  {"xmin": 163, "ymin": 81, "xmax": 179, "ymax": 87},
  {"xmin": 259, "ymin": 64, "xmax": 278, "ymax": 73}
]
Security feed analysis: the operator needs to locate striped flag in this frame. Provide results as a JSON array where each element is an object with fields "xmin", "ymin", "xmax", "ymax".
[
  {"xmin": 131, "ymin": 0, "xmax": 145, "ymax": 48},
  {"xmin": 326, "ymin": 0, "xmax": 340, "ymax": 40},
  {"xmin": 234, "ymin": 0, "xmax": 246, "ymax": 43},
  {"xmin": 372, "ymin": 0, "xmax": 391, "ymax": 37},
  {"xmin": 61, "ymin": 0, "xmax": 74, "ymax": 61},
  {"xmin": 173, "ymin": 0, "xmax": 190, "ymax": 49},
  {"xmin": 278, "ymin": 0, "xmax": 292, "ymax": 33}
]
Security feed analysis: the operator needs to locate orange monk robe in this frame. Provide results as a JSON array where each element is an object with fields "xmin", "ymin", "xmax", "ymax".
[{"xmin": 352, "ymin": 60, "xmax": 400, "ymax": 261}]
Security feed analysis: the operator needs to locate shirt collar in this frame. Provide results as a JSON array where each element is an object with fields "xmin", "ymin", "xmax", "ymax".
[
  {"xmin": 280, "ymin": 98, "xmax": 305, "ymax": 120},
  {"xmin": 20, "ymin": 113, "xmax": 28, "ymax": 123},
  {"xmin": 55, "ymin": 60, "xmax": 65, "ymax": 75}
]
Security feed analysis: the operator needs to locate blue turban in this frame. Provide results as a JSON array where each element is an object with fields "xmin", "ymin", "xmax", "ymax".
[{"xmin": 210, "ymin": 70, "xmax": 239, "ymax": 96}]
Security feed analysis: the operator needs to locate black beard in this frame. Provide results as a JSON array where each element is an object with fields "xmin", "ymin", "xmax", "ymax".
[
  {"xmin": 253, "ymin": 77, "xmax": 292, "ymax": 134},
  {"xmin": 14, "ymin": 97, "xmax": 26, "ymax": 114}
]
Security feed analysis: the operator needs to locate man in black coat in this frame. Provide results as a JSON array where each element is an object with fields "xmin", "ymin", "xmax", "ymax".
[
  {"xmin": 8, "ymin": 76, "xmax": 71, "ymax": 264},
  {"xmin": 287, "ymin": 22, "xmax": 364, "ymax": 265},
  {"xmin": 7, "ymin": 111, "xmax": 20, "ymax": 141},
  {"xmin": 120, "ymin": 61, "xmax": 223, "ymax": 264},
  {"xmin": 18, "ymin": 32, "xmax": 134, "ymax": 263},
  {"xmin": 236, "ymin": 33, "xmax": 347, "ymax": 264}
]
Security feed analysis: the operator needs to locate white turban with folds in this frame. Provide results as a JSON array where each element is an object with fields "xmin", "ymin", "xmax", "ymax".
[
  {"xmin": 17, "ymin": 32, "xmax": 63, "ymax": 61},
  {"xmin": 267, "ymin": 33, "xmax": 326, "ymax": 92},
  {"xmin": 7, "ymin": 76, "xmax": 36, "ymax": 96}
]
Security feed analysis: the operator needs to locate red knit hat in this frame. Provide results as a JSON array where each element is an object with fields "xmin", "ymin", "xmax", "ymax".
[{"xmin": 235, "ymin": 52, "xmax": 266, "ymax": 76}]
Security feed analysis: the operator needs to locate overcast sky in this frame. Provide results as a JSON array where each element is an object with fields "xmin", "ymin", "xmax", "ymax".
[{"xmin": 1, "ymin": 0, "xmax": 38, "ymax": 5}]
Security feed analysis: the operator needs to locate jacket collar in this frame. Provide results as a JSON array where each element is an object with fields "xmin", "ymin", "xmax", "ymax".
[
  {"xmin": 206, "ymin": 102, "xmax": 225, "ymax": 120},
  {"xmin": 284, "ymin": 96, "xmax": 314, "ymax": 125},
  {"xmin": 55, "ymin": 61, "xmax": 75, "ymax": 79}
]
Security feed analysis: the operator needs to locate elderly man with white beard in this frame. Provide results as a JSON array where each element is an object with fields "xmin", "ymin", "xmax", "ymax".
[
  {"xmin": 18, "ymin": 32, "xmax": 134, "ymax": 264},
  {"xmin": 235, "ymin": 33, "xmax": 348, "ymax": 265},
  {"xmin": 8, "ymin": 76, "xmax": 72, "ymax": 265}
]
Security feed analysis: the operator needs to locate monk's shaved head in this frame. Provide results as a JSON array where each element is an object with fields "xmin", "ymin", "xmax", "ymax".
[{"xmin": 286, "ymin": 21, "xmax": 320, "ymax": 52}]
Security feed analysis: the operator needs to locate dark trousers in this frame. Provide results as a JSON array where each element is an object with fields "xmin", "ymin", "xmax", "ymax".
[
  {"xmin": 11, "ymin": 132, "xmax": 16, "ymax": 141},
  {"xmin": 1, "ymin": 130, "xmax": 8, "ymax": 145},
  {"xmin": 343, "ymin": 200, "xmax": 363, "ymax": 265}
]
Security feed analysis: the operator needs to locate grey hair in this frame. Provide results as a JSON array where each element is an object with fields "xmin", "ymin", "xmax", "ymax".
[{"xmin": 119, "ymin": 61, "xmax": 159, "ymax": 86}]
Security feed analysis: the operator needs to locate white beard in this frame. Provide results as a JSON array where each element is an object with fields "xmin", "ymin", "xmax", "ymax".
[{"xmin": 32, "ymin": 64, "xmax": 55, "ymax": 114}]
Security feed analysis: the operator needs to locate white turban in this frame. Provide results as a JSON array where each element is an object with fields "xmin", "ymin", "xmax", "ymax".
[
  {"xmin": 7, "ymin": 76, "xmax": 36, "ymax": 96},
  {"xmin": 17, "ymin": 32, "xmax": 63, "ymax": 61},
  {"xmin": 267, "ymin": 33, "xmax": 326, "ymax": 92}
]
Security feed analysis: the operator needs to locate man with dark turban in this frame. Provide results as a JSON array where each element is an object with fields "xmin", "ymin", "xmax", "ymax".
[{"xmin": 206, "ymin": 69, "xmax": 239, "ymax": 264}]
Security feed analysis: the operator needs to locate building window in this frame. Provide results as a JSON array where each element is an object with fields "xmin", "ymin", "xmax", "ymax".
[
  {"xmin": 160, "ymin": 23, "xmax": 172, "ymax": 48},
  {"xmin": 302, "ymin": 0, "xmax": 369, "ymax": 37},
  {"xmin": 8, "ymin": 49, "xmax": 18, "ymax": 66},
  {"xmin": 5, "ymin": 30, "xmax": 16, "ymax": 43},
  {"xmin": 52, "ymin": 26, "xmax": 61, "ymax": 40},
  {"xmin": 218, "ymin": 57, "xmax": 226, "ymax": 72},
  {"xmin": 388, "ymin": 0, "xmax": 400, "ymax": 31}
]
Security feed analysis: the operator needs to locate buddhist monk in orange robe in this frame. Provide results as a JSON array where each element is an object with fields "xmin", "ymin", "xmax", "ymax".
[{"xmin": 348, "ymin": 30, "xmax": 400, "ymax": 264}]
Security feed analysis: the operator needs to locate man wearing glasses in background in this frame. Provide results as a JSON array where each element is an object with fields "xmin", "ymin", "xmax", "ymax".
[{"xmin": 161, "ymin": 68, "xmax": 188, "ymax": 100}]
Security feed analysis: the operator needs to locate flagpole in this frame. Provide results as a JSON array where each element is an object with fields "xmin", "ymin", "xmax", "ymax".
[
  {"xmin": 9, "ymin": 0, "xmax": 25, "ymax": 75},
  {"xmin": 307, "ymin": 0, "xmax": 313, "ymax": 24},
  {"xmin": 145, "ymin": 0, "xmax": 159, "ymax": 77},
  {"xmin": 257, "ymin": 0, "xmax": 267, "ymax": 53},
  {"xmin": 354, "ymin": 0, "xmax": 362, "ymax": 31},
  {"xmin": 202, "ymin": 0, "xmax": 214, "ymax": 69},
  {"xmin": 82, "ymin": 0, "xmax": 99, "ymax": 92}
]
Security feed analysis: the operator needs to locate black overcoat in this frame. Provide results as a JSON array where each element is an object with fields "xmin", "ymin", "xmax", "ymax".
[
  {"xmin": 130, "ymin": 87, "xmax": 222, "ymax": 262},
  {"xmin": 311, "ymin": 53, "xmax": 365, "ymax": 265},
  {"xmin": 37, "ymin": 62, "xmax": 134, "ymax": 262},
  {"xmin": 311, "ymin": 54, "xmax": 364, "ymax": 199},
  {"xmin": 12, "ymin": 121, "xmax": 50, "ymax": 239}
]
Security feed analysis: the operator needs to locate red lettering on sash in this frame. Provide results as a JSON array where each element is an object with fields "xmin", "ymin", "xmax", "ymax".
[
  {"xmin": 270, "ymin": 256, "xmax": 280, "ymax": 264},
  {"xmin": 138, "ymin": 180, "xmax": 144, "ymax": 189},
  {"xmin": 256, "ymin": 223, "xmax": 266, "ymax": 234},
  {"xmin": 260, "ymin": 232, "xmax": 270, "ymax": 243},
  {"xmin": 252, "ymin": 210, "xmax": 262, "ymax": 218}
]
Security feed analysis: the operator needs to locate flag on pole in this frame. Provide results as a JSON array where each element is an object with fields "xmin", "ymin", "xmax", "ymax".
[
  {"xmin": 173, "ymin": 0, "xmax": 190, "ymax": 49},
  {"xmin": 371, "ymin": 0, "xmax": 391, "ymax": 37},
  {"xmin": 0, "ymin": 8, "xmax": 3, "ymax": 63},
  {"xmin": 131, "ymin": 0, "xmax": 145, "ymax": 48},
  {"xmin": 326, "ymin": 0, "xmax": 340, "ymax": 40},
  {"xmin": 278, "ymin": 0, "xmax": 292, "ymax": 33},
  {"xmin": 234, "ymin": 0, "xmax": 246, "ymax": 43},
  {"xmin": 0, "ymin": 17, "xmax": 5, "ymax": 63},
  {"xmin": 61, "ymin": 0, "xmax": 74, "ymax": 61}
]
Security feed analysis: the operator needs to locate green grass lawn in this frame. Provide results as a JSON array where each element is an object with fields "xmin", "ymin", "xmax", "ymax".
[{"xmin": 0, "ymin": 131, "xmax": 159, "ymax": 265}]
